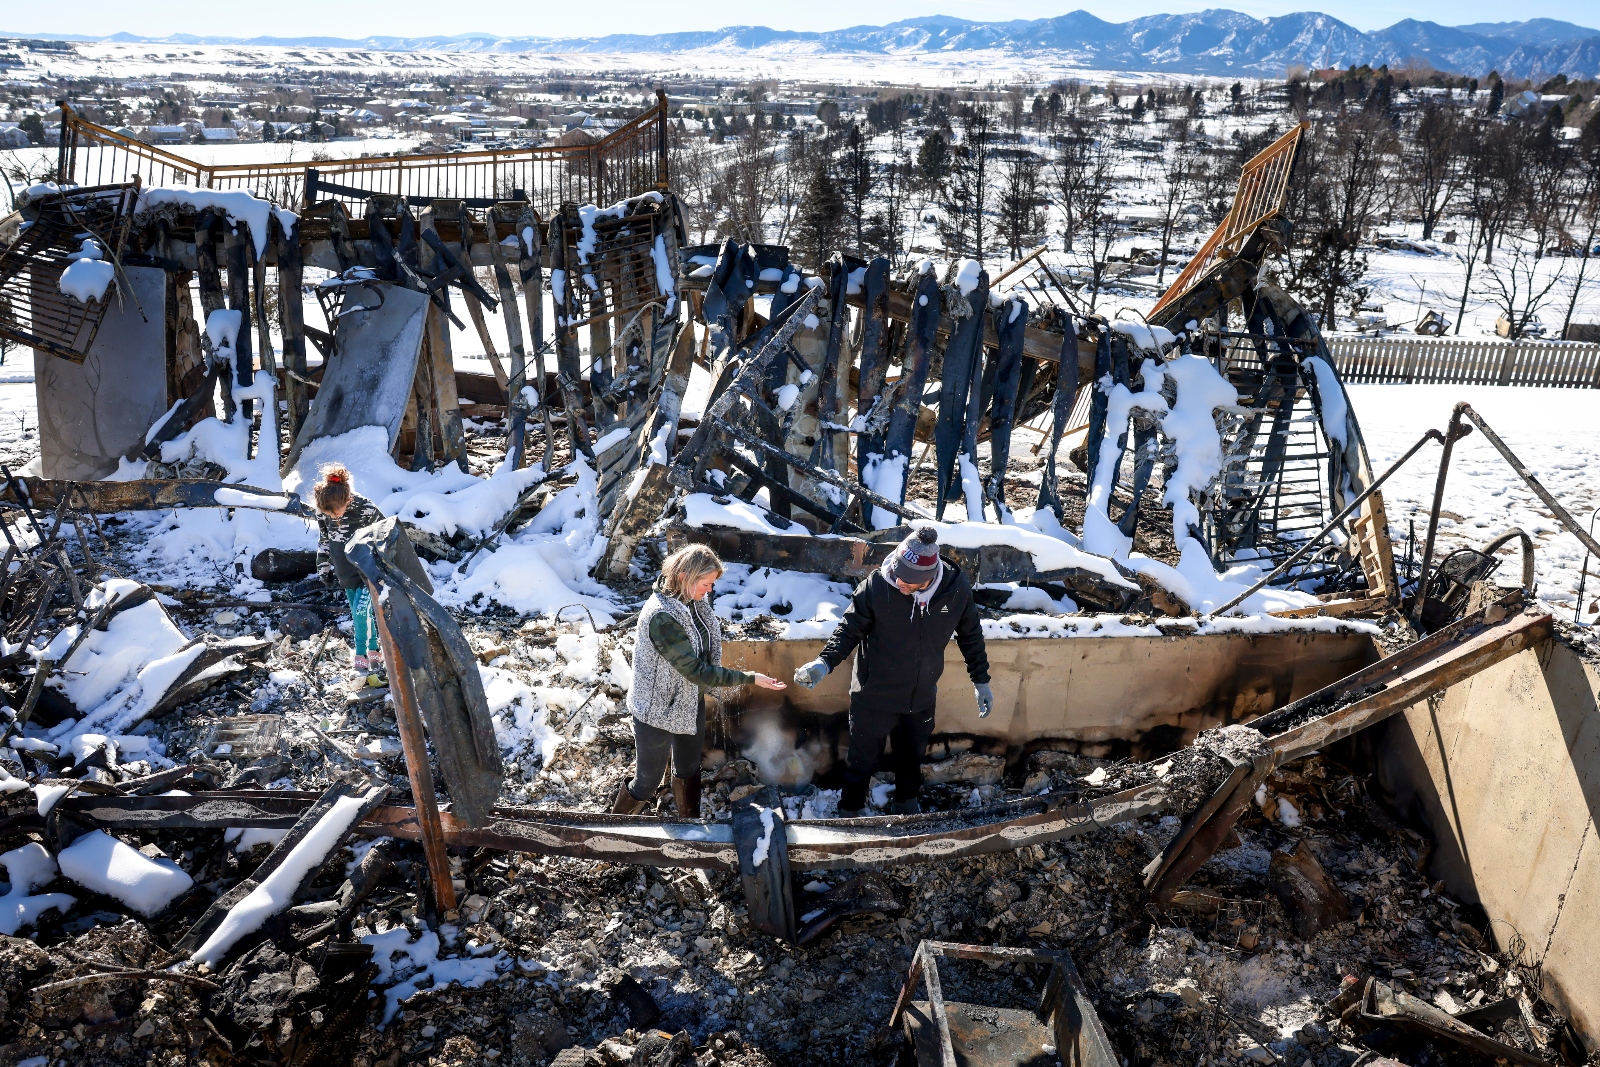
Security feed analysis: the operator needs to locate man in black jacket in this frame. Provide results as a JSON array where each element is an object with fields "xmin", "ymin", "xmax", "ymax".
[{"xmin": 793, "ymin": 525, "xmax": 991, "ymax": 816}]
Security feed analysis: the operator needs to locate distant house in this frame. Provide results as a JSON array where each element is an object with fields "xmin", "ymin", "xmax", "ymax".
[
  {"xmin": 200, "ymin": 127, "xmax": 238, "ymax": 143},
  {"xmin": 146, "ymin": 124, "xmax": 192, "ymax": 145},
  {"xmin": 555, "ymin": 126, "xmax": 597, "ymax": 147},
  {"xmin": 1501, "ymin": 89, "xmax": 1571, "ymax": 120},
  {"xmin": 0, "ymin": 122, "xmax": 28, "ymax": 148}
]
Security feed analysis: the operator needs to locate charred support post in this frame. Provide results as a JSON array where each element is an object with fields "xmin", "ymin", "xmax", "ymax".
[
  {"xmin": 515, "ymin": 205, "xmax": 555, "ymax": 469},
  {"xmin": 1036, "ymin": 318, "xmax": 1080, "ymax": 519},
  {"xmin": 548, "ymin": 214, "xmax": 594, "ymax": 461},
  {"xmin": 485, "ymin": 208, "xmax": 533, "ymax": 470},
  {"xmin": 276, "ymin": 216, "xmax": 310, "ymax": 439},
  {"xmin": 224, "ymin": 226, "xmax": 255, "ymax": 389},
  {"xmin": 370, "ymin": 591, "xmax": 456, "ymax": 915}
]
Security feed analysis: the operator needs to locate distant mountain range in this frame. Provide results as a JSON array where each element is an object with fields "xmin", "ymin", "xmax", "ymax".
[{"xmin": 11, "ymin": 12, "xmax": 1600, "ymax": 78}]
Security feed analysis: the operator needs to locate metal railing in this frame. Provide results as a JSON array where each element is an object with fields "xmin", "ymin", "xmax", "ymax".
[
  {"xmin": 1326, "ymin": 333, "xmax": 1600, "ymax": 388},
  {"xmin": 56, "ymin": 91, "xmax": 670, "ymax": 218}
]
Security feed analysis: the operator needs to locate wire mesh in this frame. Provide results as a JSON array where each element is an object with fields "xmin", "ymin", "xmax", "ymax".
[{"xmin": 0, "ymin": 183, "xmax": 138, "ymax": 363}]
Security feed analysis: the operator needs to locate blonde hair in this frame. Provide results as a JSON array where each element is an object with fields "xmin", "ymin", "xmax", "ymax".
[
  {"xmin": 661, "ymin": 544, "xmax": 723, "ymax": 600},
  {"xmin": 313, "ymin": 463, "xmax": 353, "ymax": 515}
]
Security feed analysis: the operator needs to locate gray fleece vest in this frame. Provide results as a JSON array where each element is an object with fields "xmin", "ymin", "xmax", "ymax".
[{"xmin": 626, "ymin": 591, "xmax": 723, "ymax": 735}]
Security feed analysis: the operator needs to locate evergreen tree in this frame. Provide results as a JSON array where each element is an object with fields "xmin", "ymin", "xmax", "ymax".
[{"xmin": 793, "ymin": 153, "xmax": 846, "ymax": 270}]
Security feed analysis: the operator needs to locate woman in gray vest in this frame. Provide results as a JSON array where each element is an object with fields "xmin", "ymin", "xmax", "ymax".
[{"xmin": 614, "ymin": 544, "xmax": 786, "ymax": 817}]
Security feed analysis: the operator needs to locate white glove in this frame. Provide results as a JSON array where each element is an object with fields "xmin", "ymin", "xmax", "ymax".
[
  {"xmin": 975, "ymin": 683, "xmax": 994, "ymax": 718},
  {"xmin": 794, "ymin": 658, "xmax": 830, "ymax": 689}
]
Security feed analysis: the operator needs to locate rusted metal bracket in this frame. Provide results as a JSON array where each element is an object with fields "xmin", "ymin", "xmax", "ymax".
[{"xmin": 890, "ymin": 941, "xmax": 1118, "ymax": 1067}]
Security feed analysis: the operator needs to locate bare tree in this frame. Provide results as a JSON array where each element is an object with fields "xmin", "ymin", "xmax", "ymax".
[
  {"xmin": 998, "ymin": 150, "xmax": 1045, "ymax": 260},
  {"xmin": 1452, "ymin": 119, "xmax": 1525, "ymax": 331},
  {"xmin": 1479, "ymin": 237, "xmax": 1567, "ymax": 338},
  {"xmin": 1154, "ymin": 136, "xmax": 1200, "ymax": 285},
  {"xmin": 939, "ymin": 104, "xmax": 995, "ymax": 263},
  {"xmin": 1071, "ymin": 139, "xmax": 1120, "ymax": 312},
  {"xmin": 1559, "ymin": 136, "xmax": 1600, "ymax": 338},
  {"xmin": 1520, "ymin": 120, "xmax": 1574, "ymax": 258},
  {"xmin": 720, "ymin": 122, "xmax": 782, "ymax": 243},
  {"xmin": 1286, "ymin": 110, "xmax": 1393, "ymax": 328},
  {"xmin": 1053, "ymin": 118, "xmax": 1094, "ymax": 252},
  {"xmin": 670, "ymin": 132, "xmax": 724, "ymax": 245},
  {"xmin": 842, "ymin": 123, "xmax": 875, "ymax": 251},
  {"xmin": 1403, "ymin": 104, "xmax": 1464, "ymax": 241}
]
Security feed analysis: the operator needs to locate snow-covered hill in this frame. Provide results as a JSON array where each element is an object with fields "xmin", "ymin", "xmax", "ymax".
[{"xmin": 12, "ymin": 11, "xmax": 1600, "ymax": 77}]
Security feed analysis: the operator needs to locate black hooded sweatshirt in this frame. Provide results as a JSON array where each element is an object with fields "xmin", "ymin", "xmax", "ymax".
[{"xmin": 817, "ymin": 560, "xmax": 990, "ymax": 715}]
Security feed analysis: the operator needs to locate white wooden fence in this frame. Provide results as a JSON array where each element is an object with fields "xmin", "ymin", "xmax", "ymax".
[{"xmin": 1325, "ymin": 334, "xmax": 1600, "ymax": 388}]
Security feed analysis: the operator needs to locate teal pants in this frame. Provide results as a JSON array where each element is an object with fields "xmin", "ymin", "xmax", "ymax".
[{"xmin": 345, "ymin": 586, "xmax": 377, "ymax": 659}]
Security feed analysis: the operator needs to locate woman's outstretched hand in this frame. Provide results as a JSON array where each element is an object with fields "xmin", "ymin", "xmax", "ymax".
[{"xmin": 753, "ymin": 674, "xmax": 788, "ymax": 690}]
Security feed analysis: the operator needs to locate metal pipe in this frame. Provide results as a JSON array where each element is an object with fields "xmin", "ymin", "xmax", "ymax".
[
  {"xmin": 1210, "ymin": 427, "xmax": 1447, "ymax": 617},
  {"xmin": 1456, "ymin": 404, "xmax": 1600, "ymax": 561},
  {"xmin": 1577, "ymin": 509, "xmax": 1598, "ymax": 626},
  {"xmin": 1410, "ymin": 404, "xmax": 1475, "ymax": 627}
]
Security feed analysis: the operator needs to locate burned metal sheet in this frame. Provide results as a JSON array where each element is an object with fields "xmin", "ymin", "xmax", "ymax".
[
  {"xmin": 348, "ymin": 518, "xmax": 500, "ymax": 828},
  {"xmin": 34, "ymin": 265, "xmax": 168, "ymax": 480},
  {"xmin": 287, "ymin": 281, "xmax": 430, "ymax": 462}
]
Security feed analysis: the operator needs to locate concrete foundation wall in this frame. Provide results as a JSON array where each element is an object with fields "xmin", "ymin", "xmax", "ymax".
[
  {"xmin": 718, "ymin": 630, "xmax": 1378, "ymax": 756},
  {"xmin": 1376, "ymin": 639, "xmax": 1600, "ymax": 1050}
]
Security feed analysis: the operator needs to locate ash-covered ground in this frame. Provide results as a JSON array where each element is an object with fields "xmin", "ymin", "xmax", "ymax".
[
  {"xmin": 3, "ymin": 540, "xmax": 1590, "ymax": 1067},
  {"xmin": 2, "ymin": 389, "xmax": 1596, "ymax": 1067}
]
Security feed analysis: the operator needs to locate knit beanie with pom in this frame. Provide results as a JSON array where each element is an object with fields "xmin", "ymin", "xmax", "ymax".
[{"xmin": 890, "ymin": 525, "xmax": 941, "ymax": 586}]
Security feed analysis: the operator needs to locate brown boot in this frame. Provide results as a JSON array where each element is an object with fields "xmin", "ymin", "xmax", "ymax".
[
  {"xmin": 671, "ymin": 774, "xmax": 702, "ymax": 819},
  {"xmin": 611, "ymin": 781, "xmax": 647, "ymax": 815}
]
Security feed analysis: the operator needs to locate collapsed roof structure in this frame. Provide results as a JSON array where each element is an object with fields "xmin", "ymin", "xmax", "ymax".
[{"xmin": 0, "ymin": 97, "xmax": 1596, "ymax": 1067}]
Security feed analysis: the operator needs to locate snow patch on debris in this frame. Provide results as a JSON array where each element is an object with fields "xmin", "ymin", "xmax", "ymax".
[
  {"xmin": 57, "ymin": 830, "xmax": 193, "ymax": 917},
  {"xmin": 363, "ymin": 922, "xmax": 511, "ymax": 1024},
  {"xmin": 287, "ymin": 425, "xmax": 544, "ymax": 541},
  {"xmin": 138, "ymin": 185, "xmax": 298, "ymax": 260},
  {"xmin": 713, "ymin": 564, "xmax": 852, "ymax": 640},
  {"xmin": 58, "ymin": 239, "xmax": 115, "ymax": 303},
  {"xmin": 683, "ymin": 492, "xmax": 807, "ymax": 537},
  {"xmin": 432, "ymin": 458, "xmax": 617, "ymax": 625},
  {"xmin": 191, "ymin": 793, "xmax": 367, "ymax": 968},
  {"xmin": 40, "ymin": 582, "xmax": 205, "ymax": 747},
  {"xmin": 482, "ymin": 664, "xmax": 564, "ymax": 770}
]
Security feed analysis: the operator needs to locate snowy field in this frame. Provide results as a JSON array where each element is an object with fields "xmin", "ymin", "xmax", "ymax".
[
  {"xmin": 18, "ymin": 41, "xmax": 1223, "ymax": 89},
  {"xmin": 1346, "ymin": 383, "xmax": 1599, "ymax": 619}
]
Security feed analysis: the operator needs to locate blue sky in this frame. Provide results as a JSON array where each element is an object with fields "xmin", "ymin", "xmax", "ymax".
[{"xmin": 6, "ymin": 1, "xmax": 1594, "ymax": 40}]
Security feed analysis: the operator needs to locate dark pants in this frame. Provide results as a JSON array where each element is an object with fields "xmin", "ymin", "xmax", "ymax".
[
  {"xmin": 841, "ymin": 701, "xmax": 936, "ymax": 811},
  {"xmin": 628, "ymin": 704, "xmax": 705, "ymax": 801}
]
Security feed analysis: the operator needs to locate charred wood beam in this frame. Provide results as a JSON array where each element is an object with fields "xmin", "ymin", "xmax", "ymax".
[
  {"xmin": 667, "ymin": 523, "xmax": 1137, "ymax": 611},
  {"xmin": 1144, "ymin": 591, "xmax": 1551, "ymax": 899},
  {"xmin": 484, "ymin": 208, "xmax": 534, "ymax": 471},
  {"xmin": 548, "ymin": 214, "xmax": 594, "ymax": 461},
  {"xmin": 1036, "ymin": 320, "xmax": 1080, "ymax": 519},
  {"xmin": 983, "ymin": 296, "xmax": 1029, "ymax": 519},
  {"xmin": 855, "ymin": 258, "xmax": 893, "ymax": 472},
  {"xmin": 223, "ymin": 226, "xmax": 255, "ymax": 388},
  {"xmin": 0, "ymin": 477, "xmax": 311, "ymax": 517},
  {"xmin": 515, "ymin": 205, "xmax": 554, "ymax": 470},
  {"xmin": 276, "ymin": 217, "xmax": 310, "ymax": 438},
  {"xmin": 935, "ymin": 277, "xmax": 988, "ymax": 520}
]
